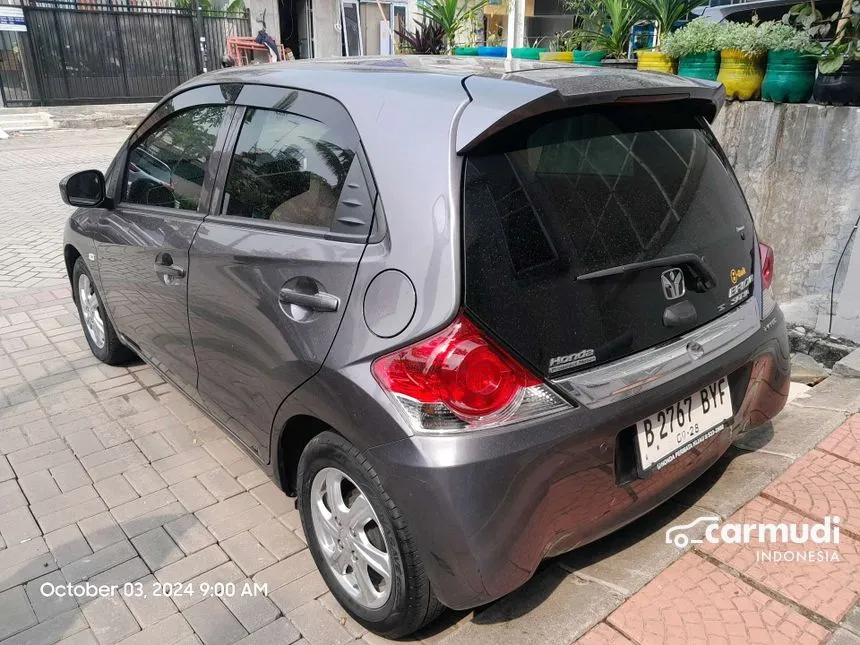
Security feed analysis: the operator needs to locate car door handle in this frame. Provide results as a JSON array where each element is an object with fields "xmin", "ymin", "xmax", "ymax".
[
  {"xmin": 278, "ymin": 288, "xmax": 339, "ymax": 313},
  {"xmin": 154, "ymin": 263, "xmax": 185, "ymax": 278}
]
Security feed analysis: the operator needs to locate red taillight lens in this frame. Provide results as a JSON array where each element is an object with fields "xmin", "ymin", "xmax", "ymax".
[
  {"xmin": 759, "ymin": 242, "xmax": 774, "ymax": 290},
  {"xmin": 372, "ymin": 314, "xmax": 542, "ymax": 423}
]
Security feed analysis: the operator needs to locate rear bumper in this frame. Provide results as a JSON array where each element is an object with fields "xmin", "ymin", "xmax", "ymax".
[{"xmin": 367, "ymin": 306, "xmax": 789, "ymax": 610}]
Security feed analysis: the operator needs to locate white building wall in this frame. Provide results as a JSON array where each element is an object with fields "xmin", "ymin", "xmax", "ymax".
[
  {"xmin": 247, "ymin": 0, "xmax": 281, "ymax": 45},
  {"xmin": 313, "ymin": 0, "xmax": 345, "ymax": 57}
]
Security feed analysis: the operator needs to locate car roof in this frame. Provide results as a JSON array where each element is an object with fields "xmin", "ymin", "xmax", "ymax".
[
  {"xmin": 183, "ymin": 55, "xmax": 724, "ymax": 150},
  {"xmin": 194, "ymin": 54, "xmax": 715, "ymax": 100}
]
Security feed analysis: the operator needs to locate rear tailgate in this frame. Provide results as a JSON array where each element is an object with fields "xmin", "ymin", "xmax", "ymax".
[{"xmin": 459, "ymin": 73, "xmax": 756, "ymax": 379}]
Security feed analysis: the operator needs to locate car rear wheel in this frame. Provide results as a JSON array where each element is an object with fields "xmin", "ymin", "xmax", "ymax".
[
  {"xmin": 297, "ymin": 431, "xmax": 444, "ymax": 638},
  {"xmin": 72, "ymin": 258, "xmax": 134, "ymax": 365}
]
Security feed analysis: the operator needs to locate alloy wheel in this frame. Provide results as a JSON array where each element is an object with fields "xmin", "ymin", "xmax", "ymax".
[
  {"xmin": 78, "ymin": 274, "xmax": 105, "ymax": 349},
  {"xmin": 310, "ymin": 467, "xmax": 392, "ymax": 609}
]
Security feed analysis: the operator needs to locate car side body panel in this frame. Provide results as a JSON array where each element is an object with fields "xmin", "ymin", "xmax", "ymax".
[{"xmin": 188, "ymin": 88, "xmax": 378, "ymax": 460}]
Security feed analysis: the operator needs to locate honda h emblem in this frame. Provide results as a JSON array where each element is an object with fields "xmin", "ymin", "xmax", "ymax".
[{"xmin": 661, "ymin": 268, "xmax": 685, "ymax": 300}]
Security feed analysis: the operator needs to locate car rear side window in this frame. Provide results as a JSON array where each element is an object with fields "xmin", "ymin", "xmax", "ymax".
[
  {"xmin": 124, "ymin": 105, "xmax": 226, "ymax": 211},
  {"xmin": 463, "ymin": 104, "xmax": 756, "ymax": 377},
  {"xmin": 220, "ymin": 108, "xmax": 358, "ymax": 231}
]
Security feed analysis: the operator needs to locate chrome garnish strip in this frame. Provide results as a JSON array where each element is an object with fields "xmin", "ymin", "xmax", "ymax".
[{"xmin": 552, "ymin": 299, "xmax": 760, "ymax": 408}]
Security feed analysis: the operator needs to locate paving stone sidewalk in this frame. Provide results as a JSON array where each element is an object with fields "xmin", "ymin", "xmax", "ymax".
[
  {"xmin": 1, "ymin": 128, "xmax": 859, "ymax": 645},
  {"xmin": 579, "ymin": 413, "xmax": 860, "ymax": 645}
]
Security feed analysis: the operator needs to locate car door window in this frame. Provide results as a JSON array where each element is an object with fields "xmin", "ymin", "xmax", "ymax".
[
  {"xmin": 220, "ymin": 108, "xmax": 357, "ymax": 230},
  {"xmin": 124, "ymin": 105, "xmax": 226, "ymax": 211}
]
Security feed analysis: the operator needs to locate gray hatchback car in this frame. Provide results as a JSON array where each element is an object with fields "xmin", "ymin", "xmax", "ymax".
[{"xmin": 60, "ymin": 56, "xmax": 790, "ymax": 638}]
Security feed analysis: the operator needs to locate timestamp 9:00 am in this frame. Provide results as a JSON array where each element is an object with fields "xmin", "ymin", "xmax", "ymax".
[
  {"xmin": 40, "ymin": 581, "xmax": 269, "ymax": 599},
  {"xmin": 146, "ymin": 581, "xmax": 269, "ymax": 597}
]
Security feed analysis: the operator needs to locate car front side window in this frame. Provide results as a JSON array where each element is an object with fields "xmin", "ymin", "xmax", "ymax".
[{"xmin": 124, "ymin": 105, "xmax": 226, "ymax": 211}]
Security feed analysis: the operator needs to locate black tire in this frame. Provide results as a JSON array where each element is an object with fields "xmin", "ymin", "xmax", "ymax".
[
  {"xmin": 72, "ymin": 258, "xmax": 134, "ymax": 365},
  {"xmin": 297, "ymin": 431, "xmax": 445, "ymax": 638}
]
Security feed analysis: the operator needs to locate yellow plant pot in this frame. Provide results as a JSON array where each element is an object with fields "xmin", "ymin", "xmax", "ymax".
[
  {"xmin": 717, "ymin": 49, "xmax": 765, "ymax": 100},
  {"xmin": 539, "ymin": 51, "xmax": 573, "ymax": 62},
  {"xmin": 637, "ymin": 51, "xmax": 675, "ymax": 74}
]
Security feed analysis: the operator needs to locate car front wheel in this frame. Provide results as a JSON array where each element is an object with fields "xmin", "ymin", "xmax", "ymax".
[
  {"xmin": 72, "ymin": 257, "xmax": 133, "ymax": 365},
  {"xmin": 297, "ymin": 431, "xmax": 444, "ymax": 638}
]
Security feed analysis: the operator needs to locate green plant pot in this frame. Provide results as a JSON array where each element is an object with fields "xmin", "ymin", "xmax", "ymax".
[
  {"xmin": 678, "ymin": 51, "xmax": 720, "ymax": 81},
  {"xmin": 453, "ymin": 47, "xmax": 479, "ymax": 56},
  {"xmin": 761, "ymin": 50, "xmax": 816, "ymax": 103},
  {"xmin": 574, "ymin": 50, "xmax": 608, "ymax": 66},
  {"xmin": 511, "ymin": 47, "xmax": 547, "ymax": 60}
]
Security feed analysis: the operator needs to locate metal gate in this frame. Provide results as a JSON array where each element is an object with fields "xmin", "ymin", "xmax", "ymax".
[{"xmin": 0, "ymin": 1, "xmax": 250, "ymax": 106}]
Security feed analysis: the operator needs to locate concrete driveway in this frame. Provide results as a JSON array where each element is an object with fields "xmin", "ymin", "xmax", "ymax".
[{"xmin": 0, "ymin": 129, "xmax": 858, "ymax": 645}]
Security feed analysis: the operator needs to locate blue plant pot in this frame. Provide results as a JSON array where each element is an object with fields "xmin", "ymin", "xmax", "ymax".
[{"xmin": 477, "ymin": 46, "xmax": 507, "ymax": 57}]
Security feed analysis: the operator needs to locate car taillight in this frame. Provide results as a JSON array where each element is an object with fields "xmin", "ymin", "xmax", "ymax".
[
  {"xmin": 759, "ymin": 242, "xmax": 777, "ymax": 318},
  {"xmin": 759, "ymin": 242, "xmax": 774, "ymax": 290},
  {"xmin": 372, "ymin": 314, "xmax": 570, "ymax": 433}
]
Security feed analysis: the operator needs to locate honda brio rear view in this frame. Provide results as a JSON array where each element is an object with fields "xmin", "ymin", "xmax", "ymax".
[{"xmin": 60, "ymin": 57, "xmax": 790, "ymax": 638}]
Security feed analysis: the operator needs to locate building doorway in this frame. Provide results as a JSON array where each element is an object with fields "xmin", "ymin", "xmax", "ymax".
[{"xmin": 280, "ymin": 0, "xmax": 314, "ymax": 59}]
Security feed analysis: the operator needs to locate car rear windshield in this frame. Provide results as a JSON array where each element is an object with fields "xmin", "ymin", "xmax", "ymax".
[{"xmin": 462, "ymin": 104, "xmax": 756, "ymax": 378}]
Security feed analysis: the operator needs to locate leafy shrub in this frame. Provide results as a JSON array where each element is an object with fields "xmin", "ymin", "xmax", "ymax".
[
  {"xmin": 757, "ymin": 20, "xmax": 813, "ymax": 51},
  {"xmin": 660, "ymin": 18, "xmax": 721, "ymax": 57},
  {"xmin": 714, "ymin": 21, "xmax": 769, "ymax": 54}
]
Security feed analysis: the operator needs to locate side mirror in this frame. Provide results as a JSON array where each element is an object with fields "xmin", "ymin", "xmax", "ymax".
[{"xmin": 60, "ymin": 170, "xmax": 109, "ymax": 208}]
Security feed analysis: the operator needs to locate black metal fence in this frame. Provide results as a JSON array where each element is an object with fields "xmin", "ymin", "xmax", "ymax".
[{"xmin": 0, "ymin": 1, "xmax": 250, "ymax": 106}]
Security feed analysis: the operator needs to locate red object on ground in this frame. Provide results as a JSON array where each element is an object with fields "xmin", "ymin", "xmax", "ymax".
[{"xmin": 225, "ymin": 36, "xmax": 290, "ymax": 66}]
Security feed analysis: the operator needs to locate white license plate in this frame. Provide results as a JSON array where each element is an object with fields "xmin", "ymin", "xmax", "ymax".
[{"xmin": 635, "ymin": 377, "xmax": 732, "ymax": 472}]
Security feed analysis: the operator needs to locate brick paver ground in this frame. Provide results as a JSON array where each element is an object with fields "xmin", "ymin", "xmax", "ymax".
[
  {"xmin": 584, "ymin": 414, "xmax": 860, "ymax": 645},
  {"xmin": 608, "ymin": 552, "xmax": 831, "ymax": 645},
  {"xmin": 1, "ymin": 129, "xmax": 859, "ymax": 645},
  {"xmin": 698, "ymin": 496, "xmax": 860, "ymax": 623},
  {"xmin": 0, "ymin": 129, "xmax": 128, "ymax": 295}
]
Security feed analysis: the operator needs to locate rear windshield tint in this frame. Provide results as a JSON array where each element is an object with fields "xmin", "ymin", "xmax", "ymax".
[{"xmin": 462, "ymin": 104, "xmax": 756, "ymax": 377}]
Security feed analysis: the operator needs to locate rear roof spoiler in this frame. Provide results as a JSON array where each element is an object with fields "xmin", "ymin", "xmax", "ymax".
[{"xmin": 456, "ymin": 71, "xmax": 725, "ymax": 154}]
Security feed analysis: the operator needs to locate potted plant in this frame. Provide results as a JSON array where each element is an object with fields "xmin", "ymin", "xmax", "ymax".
[
  {"xmin": 633, "ymin": 0, "xmax": 709, "ymax": 72},
  {"xmin": 660, "ymin": 18, "xmax": 722, "ymax": 79},
  {"xmin": 512, "ymin": 38, "xmax": 548, "ymax": 59},
  {"xmin": 637, "ymin": 48, "xmax": 676, "ymax": 73},
  {"xmin": 396, "ymin": 19, "xmax": 447, "ymax": 54},
  {"xmin": 557, "ymin": 0, "xmax": 605, "ymax": 62},
  {"xmin": 760, "ymin": 21, "xmax": 816, "ymax": 102},
  {"xmin": 540, "ymin": 30, "xmax": 576, "ymax": 61},
  {"xmin": 569, "ymin": 0, "xmax": 641, "ymax": 67},
  {"xmin": 478, "ymin": 31, "xmax": 508, "ymax": 56},
  {"xmin": 419, "ymin": 0, "xmax": 488, "ymax": 54},
  {"xmin": 715, "ymin": 22, "xmax": 769, "ymax": 100},
  {"xmin": 812, "ymin": 0, "xmax": 860, "ymax": 105}
]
